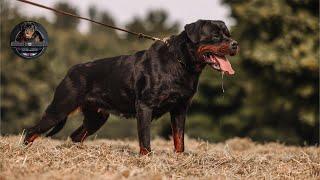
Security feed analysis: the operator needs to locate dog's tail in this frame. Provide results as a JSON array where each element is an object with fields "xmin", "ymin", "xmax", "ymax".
[{"xmin": 45, "ymin": 117, "xmax": 67, "ymax": 137}]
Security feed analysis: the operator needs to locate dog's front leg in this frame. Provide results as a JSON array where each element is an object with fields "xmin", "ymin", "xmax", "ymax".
[
  {"xmin": 170, "ymin": 105, "xmax": 188, "ymax": 153},
  {"xmin": 136, "ymin": 103, "xmax": 152, "ymax": 155}
]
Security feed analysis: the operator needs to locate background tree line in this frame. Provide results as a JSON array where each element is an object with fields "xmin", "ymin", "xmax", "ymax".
[{"xmin": 1, "ymin": 0, "xmax": 318, "ymax": 145}]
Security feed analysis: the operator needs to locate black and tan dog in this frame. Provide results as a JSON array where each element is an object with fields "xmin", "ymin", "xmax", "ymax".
[
  {"xmin": 24, "ymin": 20, "xmax": 238, "ymax": 155},
  {"xmin": 17, "ymin": 22, "xmax": 42, "ymax": 42}
]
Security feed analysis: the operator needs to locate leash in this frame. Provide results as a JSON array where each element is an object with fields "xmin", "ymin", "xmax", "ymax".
[{"xmin": 16, "ymin": 0, "xmax": 163, "ymax": 42}]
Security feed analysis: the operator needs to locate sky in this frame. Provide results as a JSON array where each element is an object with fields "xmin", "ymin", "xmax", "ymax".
[{"xmin": 13, "ymin": 0, "xmax": 233, "ymax": 34}]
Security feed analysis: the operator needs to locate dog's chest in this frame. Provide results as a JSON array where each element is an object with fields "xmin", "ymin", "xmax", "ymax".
[
  {"xmin": 150, "ymin": 84, "xmax": 195, "ymax": 119},
  {"xmin": 152, "ymin": 76, "xmax": 198, "ymax": 109}
]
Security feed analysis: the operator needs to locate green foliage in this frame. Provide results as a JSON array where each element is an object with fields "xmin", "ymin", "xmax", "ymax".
[
  {"xmin": 226, "ymin": 0, "xmax": 319, "ymax": 72},
  {"xmin": 0, "ymin": 0, "xmax": 318, "ymax": 145},
  {"xmin": 126, "ymin": 10, "xmax": 179, "ymax": 39},
  {"xmin": 88, "ymin": 6, "xmax": 116, "ymax": 34},
  {"xmin": 54, "ymin": 2, "xmax": 80, "ymax": 29},
  {"xmin": 217, "ymin": 0, "xmax": 319, "ymax": 144}
]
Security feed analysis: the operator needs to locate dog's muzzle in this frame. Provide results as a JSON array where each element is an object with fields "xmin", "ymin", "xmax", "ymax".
[
  {"xmin": 197, "ymin": 41, "xmax": 239, "ymax": 75},
  {"xmin": 229, "ymin": 40, "xmax": 238, "ymax": 56}
]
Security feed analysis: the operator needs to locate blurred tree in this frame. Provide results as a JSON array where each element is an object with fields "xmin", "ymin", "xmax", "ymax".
[
  {"xmin": 126, "ymin": 10, "xmax": 179, "ymax": 40},
  {"xmin": 88, "ymin": 6, "xmax": 116, "ymax": 35},
  {"xmin": 53, "ymin": 2, "xmax": 79, "ymax": 29},
  {"xmin": 88, "ymin": 6, "xmax": 97, "ymax": 20},
  {"xmin": 1, "ymin": 0, "xmax": 55, "ymax": 134},
  {"xmin": 218, "ymin": 0, "xmax": 319, "ymax": 144}
]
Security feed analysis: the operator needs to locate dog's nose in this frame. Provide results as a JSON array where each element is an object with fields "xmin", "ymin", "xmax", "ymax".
[{"xmin": 230, "ymin": 41, "xmax": 238, "ymax": 50}]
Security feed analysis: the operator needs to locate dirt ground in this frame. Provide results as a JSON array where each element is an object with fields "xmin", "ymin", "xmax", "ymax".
[{"xmin": 0, "ymin": 136, "xmax": 319, "ymax": 180}]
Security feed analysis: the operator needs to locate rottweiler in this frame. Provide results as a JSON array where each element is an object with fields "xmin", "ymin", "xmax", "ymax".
[
  {"xmin": 17, "ymin": 22, "xmax": 42, "ymax": 42},
  {"xmin": 24, "ymin": 20, "xmax": 238, "ymax": 155}
]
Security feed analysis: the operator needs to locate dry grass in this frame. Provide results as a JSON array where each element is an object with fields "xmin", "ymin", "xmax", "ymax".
[{"xmin": 0, "ymin": 136, "xmax": 319, "ymax": 180}]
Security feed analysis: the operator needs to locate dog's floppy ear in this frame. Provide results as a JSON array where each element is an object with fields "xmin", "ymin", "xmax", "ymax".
[
  {"xmin": 21, "ymin": 22, "xmax": 27, "ymax": 31},
  {"xmin": 30, "ymin": 22, "xmax": 36, "ymax": 31},
  {"xmin": 184, "ymin": 20, "xmax": 203, "ymax": 43},
  {"xmin": 184, "ymin": 21, "xmax": 199, "ymax": 43}
]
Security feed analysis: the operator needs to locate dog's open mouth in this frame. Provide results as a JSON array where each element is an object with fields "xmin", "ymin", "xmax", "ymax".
[{"xmin": 202, "ymin": 52, "xmax": 235, "ymax": 75}]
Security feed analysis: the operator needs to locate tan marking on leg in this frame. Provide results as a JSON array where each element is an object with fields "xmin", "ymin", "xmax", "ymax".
[
  {"xmin": 25, "ymin": 134, "xmax": 39, "ymax": 144},
  {"xmin": 139, "ymin": 147, "xmax": 151, "ymax": 155},
  {"xmin": 69, "ymin": 107, "xmax": 81, "ymax": 116}
]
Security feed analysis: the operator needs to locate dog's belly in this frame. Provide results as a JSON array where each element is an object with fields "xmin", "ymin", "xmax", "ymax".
[
  {"xmin": 84, "ymin": 91, "xmax": 187, "ymax": 120},
  {"xmin": 95, "ymin": 104, "xmax": 177, "ymax": 120},
  {"xmin": 84, "ymin": 88, "xmax": 136, "ymax": 118},
  {"xmin": 101, "ymin": 107, "xmax": 135, "ymax": 119},
  {"xmin": 82, "ymin": 85, "xmax": 137, "ymax": 118}
]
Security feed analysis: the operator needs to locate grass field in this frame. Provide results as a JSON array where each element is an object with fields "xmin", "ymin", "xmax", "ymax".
[{"xmin": 0, "ymin": 136, "xmax": 319, "ymax": 179}]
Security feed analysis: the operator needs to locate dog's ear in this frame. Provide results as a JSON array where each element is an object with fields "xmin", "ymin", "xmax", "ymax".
[
  {"xmin": 184, "ymin": 20, "xmax": 203, "ymax": 43},
  {"xmin": 215, "ymin": 20, "xmax": 230, "ymax": 37},
  {"xmin": 30, "ymin": 22, "xmax": 36, "ymax": 31},
  {"xmin": 21, "ymin": 22, "xmax": 27, "ymax": 31},
  {"xmin": 30, "ymin": 22, "xmax": 35, "ymax": 28}
]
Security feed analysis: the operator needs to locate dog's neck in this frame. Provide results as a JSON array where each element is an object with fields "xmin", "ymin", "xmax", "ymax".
[{"xmin": 167, "ymin": 31, "xmax": 205, "ymax": 73}]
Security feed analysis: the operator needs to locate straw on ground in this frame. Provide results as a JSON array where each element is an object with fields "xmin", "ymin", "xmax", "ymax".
[{"xmin": 0, "ymin": 136, "xmax": 319, "ymax": 179}]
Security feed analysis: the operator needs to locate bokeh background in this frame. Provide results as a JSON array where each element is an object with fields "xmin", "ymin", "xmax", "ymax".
[{"xmin": 1, "ymin": 0, "xmax": 319, "ymax": 145}]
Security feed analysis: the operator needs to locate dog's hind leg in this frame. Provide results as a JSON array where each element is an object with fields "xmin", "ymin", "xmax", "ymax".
[
  {"xmin": 24, "ymin": 104, "xmax": 79, "ymax": 145},
  {"xmin": 24, "ymin": 69, "xmax": 85, "ymax": 145},
  {"xmin": 45, "ymin": 106, "xmax": 81, "ymax": 137},
  {"xmin": 70, "ymin": 108, "xmax": 109, "ymax": 143},
  {"xmin": 45, "ymin": 117, "xmax": 67, "ymax": 137}
]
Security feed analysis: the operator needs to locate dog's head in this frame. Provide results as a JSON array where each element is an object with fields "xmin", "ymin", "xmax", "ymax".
[
  {"xmin": 21, "ymin": 22, "xmax": 36, "ymax": 39},
  {"xmin": 184, "ymin": 20, "xmax": 238, "ymax": 75}
]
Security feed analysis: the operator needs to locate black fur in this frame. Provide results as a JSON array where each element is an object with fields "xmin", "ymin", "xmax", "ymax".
[{"xmin": 24, "ymin": 20, "xmax": 238, "ymax": 154}]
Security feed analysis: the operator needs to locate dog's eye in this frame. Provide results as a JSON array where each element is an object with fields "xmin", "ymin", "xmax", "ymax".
[
  {"xmin": 213, "ymin": 36, "xmax": 220, "ymax": 40},
  {"xmin": 212, "ymin": 36, "xmax": 221, "ymax": 42}
]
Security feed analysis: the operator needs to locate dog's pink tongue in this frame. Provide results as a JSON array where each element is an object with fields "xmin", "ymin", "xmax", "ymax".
[{"xmin": 215, "ymin": 56, "xmax": 235, "ymax": 75}]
